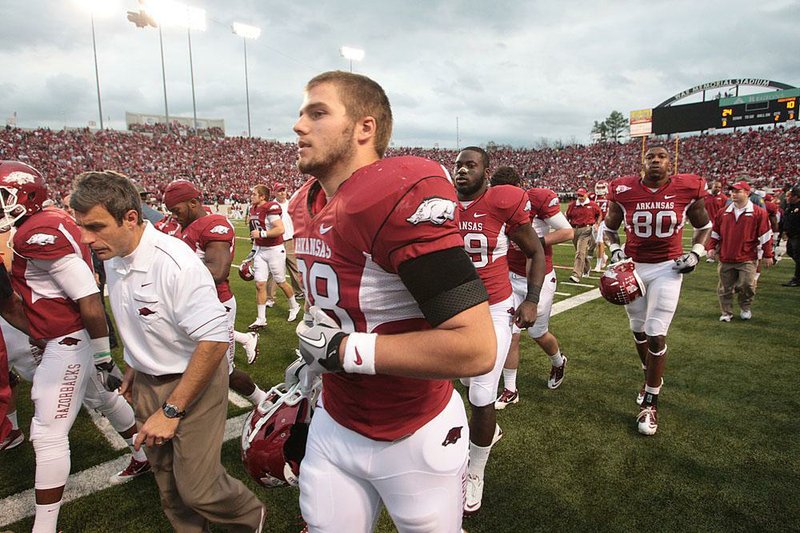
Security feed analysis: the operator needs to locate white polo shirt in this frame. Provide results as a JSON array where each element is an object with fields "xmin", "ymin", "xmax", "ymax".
[
  {"xmin": 105, "ymin": 222, "xmax": 230, "ymax": 376},
  {"xmin": 277, "ymin": 199, "xmax": 294, "ymax": 240}
]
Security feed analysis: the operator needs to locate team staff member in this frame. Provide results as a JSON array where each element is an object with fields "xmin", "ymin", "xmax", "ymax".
[
  {"xmin": 291, "ymin": 71, "xmax": 495, "ymax": 533},
  {"xmin": 565, "ymin": 187, "xmax": 601, "ymax": 283},
  {"xmin": 265, "ymin": 184, "xmax": 304, "ymax": 305},
  {"xmin": 781, "ymin": 185, "xmax": 800, "ymax": 287},
  {"xmin": 706, "ymin": 181, "xmax": 773, "ymax": 321},
  {"xmin": 70, "ymin": 171, "xmax": 265, "ymax": 533}
]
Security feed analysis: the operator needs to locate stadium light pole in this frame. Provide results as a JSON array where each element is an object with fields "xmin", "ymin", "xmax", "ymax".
[
  {"xmin": 232, "ymin": 23, "xmax": 260, "ymax": 138},
  {"xmin": 75, "ymin": 0, "xmax": 115, "ymax": 130},
  {"xmin": 339, "ymin": 46, "xmax": 364, "ymax": 72}
]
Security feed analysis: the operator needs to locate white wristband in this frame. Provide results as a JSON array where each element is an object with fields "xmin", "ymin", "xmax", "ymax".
[
  {"xmin": 90, "ymin": 336, "xmax": 111, "ymax": 359},
  {"xmin": 691, "ymin": 243, "xmax": 706, "ymax": 257},
  {"xmin": 342, "ymin": 332, "xmax": 378, "ymax": 375}
]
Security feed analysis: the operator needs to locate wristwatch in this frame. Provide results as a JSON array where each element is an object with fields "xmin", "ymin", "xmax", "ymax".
[{"xmin": 162, "ymin": 402, "xmax": 186, "ymax": 419}]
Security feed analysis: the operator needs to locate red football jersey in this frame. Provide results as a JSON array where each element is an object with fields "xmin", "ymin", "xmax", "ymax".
[
  {"xmin": 11, "ymin": 210, "xmax": 94, "ymax": 339},
  {"xmin": 249, "ymin": 201, "xmax": 284, "ymax": 247},
  {"xmin": 178, "ymin": 214, "xmax": 235, "ymax": 302},
  {"xmin": 289, "ymin": 156, "xmax": 463, "ymax": 442},
  {"xmin": 608, "ymin": 174, "xmax": 706, "ymax": 263},
  {"xmin": 458, "ymin": 185, "xmax": 529, "ymax": 304},
  {"xmin": 595, "ymin": 195, "xmax": 610, "ymax": 218},
  {"xmin": 154, "ymin": 215, "xmax": 182, "ymax": 237},
  {"xmin": 507, "ymin": 187, "xmax": 561, "ymax": 275}
]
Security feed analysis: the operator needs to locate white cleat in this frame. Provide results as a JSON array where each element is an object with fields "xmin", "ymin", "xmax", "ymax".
[
  {"xmin": 637, "ymin": 405, "xmax": 658, "ymax": 436},
  {"xmin": 265, "ymin": 299, "xmax": 275, "ymax": 308},
  {"xmin": 740, "ymin": 309, "xmax": 752, "ymax": 320},
  {"xmin": 244, "ymin": 331, "xmax": 260, "ymax": 364},
  {"xmin": 719, "ymin": 313, "xmax": 732, "ymax": 322},
  {"xmin": 248, "ymin": 318, "xmax": 267, "ymax": 331},
  {"xmin": 288, "ymin": 305, "xmax": 301, "ymax": 322},
  {"xmin": 463, "ymin": 472, "xmax": 484, "ymax": 516}
]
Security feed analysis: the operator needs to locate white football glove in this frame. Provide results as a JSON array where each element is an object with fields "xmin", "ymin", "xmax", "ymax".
[
  {"xmin": 91, "ymin": 337, "xmax": 123, "ymax": 391},
  {"xmin": 285, "ymin": 352, "xmax": 323, "ymax": 398},
  {"xmin": 296, "ymin": 306, "xmax": 347, "ymax": 374},
  {"xmin": 609, "ymin": 244, "xmax": 627, "ymax": 265},
  {"xmin": 673, "ymin": 244, "xmax": 705, "ymax": 274}
]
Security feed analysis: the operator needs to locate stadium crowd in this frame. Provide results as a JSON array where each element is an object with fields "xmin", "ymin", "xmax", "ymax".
[{"xmin": 0, "ymin": 124, "xmax": 797, "ymax": 205}]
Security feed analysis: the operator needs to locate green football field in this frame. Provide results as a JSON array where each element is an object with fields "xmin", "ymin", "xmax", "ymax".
[{"xmin": 1, "ymin": 214, "xmax": 798, "ymax": 532}]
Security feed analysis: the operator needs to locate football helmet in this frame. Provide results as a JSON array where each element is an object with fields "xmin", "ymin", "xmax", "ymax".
[
  {"xmin": 0, "ymin": 161, "xmax": 48, "ymax": 232},
  {"xmin": 239, "ymin": 260, "xmax": 255, "ymax": 281},
  {"xmin": 600, "ymin": 260, "xmax": 646, "ymax": 305},
  {"xmin": 241, "ymin": 381, "xmax": 314, "ymax": 488},
  {"xmin": 594, "ymin": 180, "xmax": 609, "ymax": 196}
]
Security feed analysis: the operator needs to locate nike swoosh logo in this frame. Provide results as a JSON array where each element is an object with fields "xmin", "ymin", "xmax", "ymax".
[
  {"xmin": 302, "ymin": 331, "xmax": 327, "ymax": 349},
  {"xmin": 664, "ymin": 195, "xmax": 676, "ymax": 199},
  {"xmin": 320, "ymin": 224, "xmax": 333, "ymax": 234},
  {"xmin": 473, "ymin": 213, "xmax": 487, "ymax": 218},
  {"xmin": 141, "ymin": 282, "xmax": 153, "ymax": 287},
  {"xmin": 354, "ymin": 347, "xmax": 363, "ymax": 365}
]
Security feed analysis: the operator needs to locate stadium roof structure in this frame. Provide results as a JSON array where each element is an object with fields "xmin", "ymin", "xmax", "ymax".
[{"xmin": 657, "ymin": 78, "xmax": 795, "ymax": 108}]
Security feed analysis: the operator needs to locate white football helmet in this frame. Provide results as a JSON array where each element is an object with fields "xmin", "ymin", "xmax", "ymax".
[{"xmin": 594, "ymin": 180, "xmax": 609, "ymax": 196}]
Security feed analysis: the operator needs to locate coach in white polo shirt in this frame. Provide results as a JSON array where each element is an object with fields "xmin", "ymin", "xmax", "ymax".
[{"xmin": 70, "ymin": 171, "xmax": 264, "ymax": 533}]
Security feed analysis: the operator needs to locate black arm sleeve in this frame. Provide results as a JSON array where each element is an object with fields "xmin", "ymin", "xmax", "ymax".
[
  {"xmin": 398, "ymin": 246, "xmax": 488, "ymax": 327},
  {"xmin": 0, "ymin": 263, "xmax": 13, "ymax": 300}
]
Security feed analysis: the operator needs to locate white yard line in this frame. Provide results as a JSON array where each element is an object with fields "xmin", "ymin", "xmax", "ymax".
[
  {"xmin": 0, "ymin": 414, "xmax": 248, "ymax": 528},
  {"xmin": 228, "ymin": 390, "xmax": 251, "ymax": 408},
  {"xmin": 86, "ymin": 409, "xmax": 127, "ymax": 451},
  {"xmin": 562, "ymin": 282, "xmax": 595, "ymax": 288}
]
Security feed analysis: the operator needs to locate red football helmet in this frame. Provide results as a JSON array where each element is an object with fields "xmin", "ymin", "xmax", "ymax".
[
  {"xmin": 0, "ymin": 161, "xmax": 48, "ymax": 232},
  {"xmin": 594, "ymin": 180, "xmax": 609, "ymax": 196},
  {"xmin": 600, "ymin": 260, "xmax": 646, "ymax": 305},
  {"xmin": 241, "ymin": 381, "xmax": 313, "ymax": 488},
  {"xmin": 239, "ymin": 260, "xmax": 255, "ymax": 281}
]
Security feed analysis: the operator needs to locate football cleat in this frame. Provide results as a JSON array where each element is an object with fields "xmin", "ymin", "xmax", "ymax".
[
  {"xmin": 109, "ymin": 457, "xmax": 152, "ymax": 484},
  {"xmin": 463, "ymin": 473, "xmax": 485, "ymax": 516},
  {"xmin": 249, "ymin": 318, "xmax": 268, "ymax": 331},
  {"xmin": 494, "ymin": 388, "xmax": 519, "ymax": 410},
  {"xmin": 636, "ymin": 377, "xmax": 664, "ymax": 407},
  {"xmin": 265, "ymin": 299, "xmax": 275, "ymax": 308},
  {"xmin": 244, "ymin": 331, "xmax": 260, "ymax": 364},
  {"xmin": 547, "ymin": 355, "xmax": 567, "ymax": 390},
  {"xmin": 740, "ymin": 309, "xmax": 752, "ymax": 320},
  {"xmin": 0, "ymin": 428, "xmax": 24, "ymax": 451},
  {"xmin": 568, "ymin": 274, "xmax": 581, "ymax": 283},
  {"xmin": 600, "ymin": 260, "xmax": 646, "ymax": 305},
  {"xmin": 636, "ymin": 405, "xmax": 658, "ymax": 436},
  {"xmin": 719, "ymin": 313, "xmax": 732, "ymax": 322},
  {"xmin": 491, "ymin": 424, "xmax": 503, "ymax": 446},
  {"xmin": 288, "ymin": 305, "xmax": 301, "ymax": 322}
]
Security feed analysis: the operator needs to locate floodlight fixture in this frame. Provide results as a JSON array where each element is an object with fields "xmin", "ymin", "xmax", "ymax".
[
  {"xmin": 74, "ymin": 0, "xmax": 116, "ymax": 17},
  {"xmin": 232, "ymin": 22, "xmax": 261, "ymax": 40},
  {"xmin": 231, "ymin": 23, "xmax": 261, "ymax": 137},
  {"xmin": 141, "ymin": 0, "xmax": 206, "ymax": 31},
  {"xmin": 339, "ymin": 46, "xmax": 365, "ymax": 72}
]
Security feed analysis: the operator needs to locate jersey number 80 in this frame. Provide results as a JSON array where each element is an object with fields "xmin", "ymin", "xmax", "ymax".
[{"xmin": 631, "ymin": 210, "xmax": 678, "ymax": 238}]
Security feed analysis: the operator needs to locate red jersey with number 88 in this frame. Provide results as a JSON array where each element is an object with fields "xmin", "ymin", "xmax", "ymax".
[{"xmin": 607, "ymin": 174, "xmax": 706, "ymax": 263}]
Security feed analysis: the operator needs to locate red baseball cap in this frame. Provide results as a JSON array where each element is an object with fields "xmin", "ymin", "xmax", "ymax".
[
  {"xmin": 764, "ymin": 193, "xmax": 774, "ymax": 201},
  {"xmin": 731, "ymin": 181, "xmax": 751, "ymax": 192},
  {"xmin": 274, "ymin": 184, "xmax": 287, "ymax": 192},
  {"xmin": 576, "ymin": 187, "xmax": 588, "ymax": 195},
  {"xmin": 164, "ymin": 179, "xmax": 201, "ymax": 209}
]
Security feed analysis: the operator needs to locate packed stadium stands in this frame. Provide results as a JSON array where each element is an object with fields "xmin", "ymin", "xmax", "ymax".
[{"xmin": 1, "ymin": 124, "xmax": 797, "ymax": 205}]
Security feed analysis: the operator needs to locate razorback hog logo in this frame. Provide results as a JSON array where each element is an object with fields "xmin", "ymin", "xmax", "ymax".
[
  {"xmin": 406, "ymin": 198, "xmax": 456, "ymax": 226},
  {"xmin": 548, "ymin": 196, "xmax": 559, "ymax": 207},
  {"xmin": 5, "ymin": 171, "xmax": 37, "ymax": 185},
  {"xmin": 26, "ymin": 233, "xmax": 57, "ymax": 246},
  {"xmin": 615, "ymin": 184, "xmax": 632, "ymax": 195},
  {"xmin": 209, "ymin": 224, "xmax": 230, "ymax": 235},
  {"xmin": 58, "ymin": 337, "xmax": 80, "ymax": 346},
  {"xmin": 138, "ymin": 307, "xmax": 156, "ymax": 316},
  {"xmin": 442, "ymin": 425, "xmax": 463, "ymax": 446}
]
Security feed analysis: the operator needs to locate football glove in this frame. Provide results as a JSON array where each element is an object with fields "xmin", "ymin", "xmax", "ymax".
[
  {"xmin": 244, "ymin": 247, "xmax": 256, "ymax": 262},
  {"xmin": 296, "ymin": 306, "xmax": 347, "ymax": 374},
  {"xmin": 91, "ymin": 337, "xmax": 123, "ymax": 391},
  {"xmin": 609, "ymin": 244, "xmax": 627, "ymax": 265},
  {"xmin": 285, "ymin": 352, "xmax": 323, "ymax": 398},
  {"xmin": 673, "ymin": 244, "xmax": 705, "ymax": 274}
]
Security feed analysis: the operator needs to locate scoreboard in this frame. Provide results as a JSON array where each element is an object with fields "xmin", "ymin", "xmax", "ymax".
[
  {"xmin": 649, "ymin": 87, "xmax": 798, "ymax": 134},
  {"xmin": 719, "ymin": 90, "xmax": 798, "ymax": 128}
]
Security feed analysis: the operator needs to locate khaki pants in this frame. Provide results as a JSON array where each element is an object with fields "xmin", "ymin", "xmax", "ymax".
[
  {"xmin": 571, "ymin": 226, "xmax": 593, "ymax": 278},
  {"xmin": 266, "ymin": 238, "xmax": 303, "ymax": 298},
  {"xmin": 132, "ymin": 361, "xmax": 263, "ymax": 532},
  {"xmin": 718, "ymin": 261, "xmax": 758, "ymax": 315}
]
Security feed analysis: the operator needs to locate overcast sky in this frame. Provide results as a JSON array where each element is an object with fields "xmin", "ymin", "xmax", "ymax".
[{"xmin": 1, "ymin": 0, "xmax": 797, "ymax": 148}]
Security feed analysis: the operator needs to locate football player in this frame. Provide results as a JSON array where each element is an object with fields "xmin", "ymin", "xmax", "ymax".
[
  {"xmin": 248, "ymin": 185, "xmax": 301, "ymax": 328},
  {"xmin": 0, "ymin": 161, "xmax": 127, "ymax": 531},
  {"xmin": 453, "ymin": 150, "xmax": 545, "ymax": 516},
  {"xmin": 604, "ymin": 146, "xmax": 711, "ymax": 436},
  {"xmin": 490, "ymin": 167, "xmax": 574, "ymax": 408},
  {"xmin": 591, "ymin": 180, "xmax": 610, "ymax": 271},
  {"xmin": 163, "ymin": 180, "xmax": 267, "ymax": 405},
  {"xmin": 291, "ymin": 71, "xmax": 496, "ymax": 533}
]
